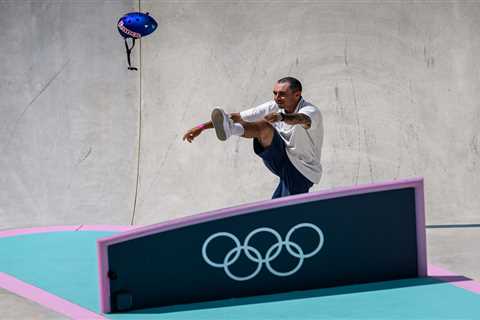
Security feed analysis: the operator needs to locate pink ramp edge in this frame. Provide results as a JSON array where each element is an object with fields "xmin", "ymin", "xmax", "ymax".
[
  {"xmin": 414, "ymin": 179, "xmax": 428, "ymax": 276},
  {"xmin": 0, "ymin": 272, "xmax": 106, "ymax": 319},
  {"xmin": 428, "ymin": 264, "xmax": 480, "ymax": 294},
  {"xmin": 97, "ymin": 177, "xmax": 427, "ymax": 313}
]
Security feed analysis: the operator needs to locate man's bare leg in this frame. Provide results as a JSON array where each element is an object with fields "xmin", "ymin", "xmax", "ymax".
[{"xmin": 237, "ymin": 119, "xmax": 275, "ymax": 148}]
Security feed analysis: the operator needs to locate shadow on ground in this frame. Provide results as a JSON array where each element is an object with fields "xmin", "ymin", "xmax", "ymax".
[{"xmin": 121, "ymin": 277, "xmax": 453, "ymax": 315}]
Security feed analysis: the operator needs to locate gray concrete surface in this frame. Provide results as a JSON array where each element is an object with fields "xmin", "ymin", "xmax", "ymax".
[
  {"xmin": 0, "ymin": 288, "xmax": 67, "ymax": 320},
  {"xmin": 0, "ymin": 0, "xmax": 140, "ymax": 228},
  {"xmin": 427, "ymin": 226, "xmax": 480, "ymax": 281},
  {"xmin": 1, "ymin": 0, "xmax": 479, "ymax": 318}
]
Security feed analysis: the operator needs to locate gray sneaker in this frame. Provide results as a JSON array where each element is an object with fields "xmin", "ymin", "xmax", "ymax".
[{"xmin": 211, "ymin": 108, "xmax": 232, "ymax": 141}]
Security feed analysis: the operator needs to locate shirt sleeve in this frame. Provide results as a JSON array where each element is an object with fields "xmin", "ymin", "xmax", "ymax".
[
  {"xmin": 298, "ymin": 105, "xmax": 321, "ymax": 128},
  {"xmin": 240, "ymin": 101, "xmax": 278, "ymax": 122}
]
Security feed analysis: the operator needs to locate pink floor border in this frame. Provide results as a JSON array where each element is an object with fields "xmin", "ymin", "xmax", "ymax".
[
  {"xmin": 428, "ymin": 265, "xmax": 480, "ymax": 294},
  {"xmin": 0, "ymin": 272, "xmax": 106, "ymax": 319},
  {"xmin": 1, "ymin": 225, "xmax": 479, "ymax": 319},
  {"xmin": 0, "ymin": 225, "xmax": 137, "ymax": 239},
  {"xmin": 0, "ymin": 225, "xmax": 138, "ymax": 319}
]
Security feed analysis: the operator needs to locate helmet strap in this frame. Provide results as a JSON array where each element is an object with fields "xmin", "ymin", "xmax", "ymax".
[{"xmin": 124, "ymin": 38, "xmax": 138, "ymax": 71}]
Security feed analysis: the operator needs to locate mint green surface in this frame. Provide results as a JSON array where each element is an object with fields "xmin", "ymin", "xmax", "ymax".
[{"xmin": 1, "ymin": 231, "xmax": 479, "ymax": 319}]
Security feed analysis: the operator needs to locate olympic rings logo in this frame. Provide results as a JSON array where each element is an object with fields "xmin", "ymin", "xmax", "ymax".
[{"xmin": 201, "ymin": 223, "xmax": 324, "ymax": 281}]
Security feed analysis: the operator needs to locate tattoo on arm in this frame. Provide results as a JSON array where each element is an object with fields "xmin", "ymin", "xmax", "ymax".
[{"xmin": 282, "ymin": 113, "xmax": 312, "ymax": 129}]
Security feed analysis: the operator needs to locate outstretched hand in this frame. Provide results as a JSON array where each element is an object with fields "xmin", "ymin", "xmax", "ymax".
[{"xmin": 182, "ymin": 126, "xmax": 203, "ymax": 143}]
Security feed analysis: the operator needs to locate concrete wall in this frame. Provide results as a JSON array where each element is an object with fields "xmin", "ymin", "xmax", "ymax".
[
  {"xmin": 1, "ymin": 0, "xmax": 140, "ymax": 227},
  {"xmin": 2, "ymin": 0, "xmax": 480, "ymax": 230}
]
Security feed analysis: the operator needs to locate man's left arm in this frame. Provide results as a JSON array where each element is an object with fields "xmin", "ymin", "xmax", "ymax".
[
  {"xmin": 264, "ymin": 112, "xmax": 311, "ymax": 129},
  {"xmin": 282, "ymin": 113, "xmax": 311, "ymax": 129}
]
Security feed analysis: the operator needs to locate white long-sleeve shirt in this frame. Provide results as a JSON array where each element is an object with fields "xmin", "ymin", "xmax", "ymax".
[{"xmin": 240, "ymin": 97, "xmax": 323, "ymax": 184}]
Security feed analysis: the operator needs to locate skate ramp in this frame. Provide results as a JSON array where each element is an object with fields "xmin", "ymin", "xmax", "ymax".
[{"xmin": 98, "ymin": 178, "xmax": 426, "ymax": 313}]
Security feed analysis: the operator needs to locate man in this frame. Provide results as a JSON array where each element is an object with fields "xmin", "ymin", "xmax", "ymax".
[{"xmin": 182, "ymin": 77, "xmax": 323, "ymax": 199}]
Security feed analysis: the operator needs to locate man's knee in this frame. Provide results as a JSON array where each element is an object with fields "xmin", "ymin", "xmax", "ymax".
[{"xmin": 257, "ymin": 121, "xmax": 275, "ymax": 147}]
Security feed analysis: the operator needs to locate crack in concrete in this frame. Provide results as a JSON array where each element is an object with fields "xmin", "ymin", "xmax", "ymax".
[
  {"xmin": 137, "ymin": 134, "xmax": 178, "ymax": 210},
  {"xmin": 131, "ymin": 0, "xmax": 142, "ymax": 226},
  {"xmin": 350, "ymin": 78, "xmax": 361, "ymax": 185},
  {"xmin": 77, "ymin": 147, "xmax": 92, "ymax": 165},
  {"xmin": 363, "ymin": 128, "xmax": 374, "ymax": 183},
  {"xmin": 344, "ymin": 38, "xmax": 349, "ymax": 67},
  {"xmin": 233, "ymin": 136, "xmax": 240, "ymax": 169},
  {"xmin": 427, "ymin": 224, "xmax": 480, "ymax": 229},
  {"xmin": 2, "ymin": 59, "xmax": 70, "ymax": 153}
]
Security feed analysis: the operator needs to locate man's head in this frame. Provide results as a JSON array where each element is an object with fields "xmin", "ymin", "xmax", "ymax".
[{"xmin": 273, "ymin": 77, "xmax": 302, "ymax": 112}]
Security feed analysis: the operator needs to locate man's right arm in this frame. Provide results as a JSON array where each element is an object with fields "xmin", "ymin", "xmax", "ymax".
[
  {"xmin": 182, "ymin": 121, "xmax": 214, "ymax": 143},
  {"xmin": 183, "ymin": 111, "xmax": 245, "ymax": 143},
  {"xmin": 183, "ymin": 102, "xmax": 273, "ymax": 143}
]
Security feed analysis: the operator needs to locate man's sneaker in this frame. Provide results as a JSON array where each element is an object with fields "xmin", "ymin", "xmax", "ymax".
[{"xmin": 211, "ymin": 108, "xmax": 232, "ymax": 141}]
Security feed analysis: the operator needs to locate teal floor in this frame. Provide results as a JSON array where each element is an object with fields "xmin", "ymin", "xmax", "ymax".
[{"xmin": 1, "ymin": 231, "xmax": 479, "ymax": 319}]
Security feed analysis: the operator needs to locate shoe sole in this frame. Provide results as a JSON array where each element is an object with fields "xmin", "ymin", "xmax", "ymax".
[{"xmin": 211, "ymin": 108, "xmax": 227, "ymax": 141}]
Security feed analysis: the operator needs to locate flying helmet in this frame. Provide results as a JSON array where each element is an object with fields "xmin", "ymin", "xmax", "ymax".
[{"xmin": 117, "ymin": 12, "xmax": 157, "ymax": 70}]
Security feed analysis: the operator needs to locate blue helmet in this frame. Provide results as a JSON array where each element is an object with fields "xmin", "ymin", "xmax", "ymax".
[
  {"xmin": 117, "ymin": 12, "xmax": 158, "ymax": 70},
  {"xmin": 117, "ymin": 12, "xmax": 157, "ymax": 39}
]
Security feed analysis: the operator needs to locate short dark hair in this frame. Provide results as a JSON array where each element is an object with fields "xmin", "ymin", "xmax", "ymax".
[{"xmin": 277, "ymin": 77, "xmax": 302, "ymax": 92}]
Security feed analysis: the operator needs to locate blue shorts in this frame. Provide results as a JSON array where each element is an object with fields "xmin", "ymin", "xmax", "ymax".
[{"xmin": 254, "ymin": 130, "xmax": 313, "ymax": 199}]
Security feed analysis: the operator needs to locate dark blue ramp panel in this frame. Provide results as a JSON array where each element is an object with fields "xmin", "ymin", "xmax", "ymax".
[{"xmin": 97, "ymin": 178, "xmax": 427, "ymax": 313}]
